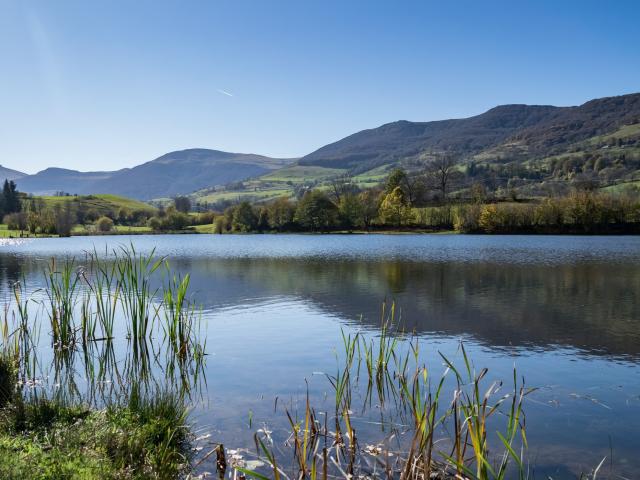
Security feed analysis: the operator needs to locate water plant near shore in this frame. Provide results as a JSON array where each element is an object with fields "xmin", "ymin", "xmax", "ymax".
[
  {"xmin": 0, "ymin": 246, "xmax": 207, "ymax": 478},
  {"xmin": 230, "ymin": 304, "xmax": 532, "ymax": 480}
]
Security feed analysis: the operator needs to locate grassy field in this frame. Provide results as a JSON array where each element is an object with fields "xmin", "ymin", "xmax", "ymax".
[
  {"xmin": 71, "ymin": 224, "xmax": 155, "ymax": 235},
  {"xmin": 352, "ymin": 164, "xmax": 393, "ymax": 188},
  {"xmin": 259, "ymin": 165, "xmax": 344, "ymax": 183},
  {"xmin": 194, "ymin": 186, "xmax": 293, "ymax": 204},
  {"xmin": 193, "ymin": 223, "xmax": 216, "ymax": 233},
  {"xmin": 38, "ymin": 194, "xmax": 156, "ymax": 216},
  {"xmin": 601, "ymin": 179, "xmax": 640, "ymax": 193},
  {"xmin": 191, "ymin": 164, "xmax": 396, "ymax": 205},
  {"xmin": 585, "ymin": 122, "xmax": 640, "ymax": 145},
  {"xmin": 0, "ymin": 224, "xmax": 53, "ymax": 238}
]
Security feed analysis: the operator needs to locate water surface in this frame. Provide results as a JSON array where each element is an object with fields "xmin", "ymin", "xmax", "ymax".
[{"xmin": 1, "ymin": 234, "xmax": 639, "ymax": 478}]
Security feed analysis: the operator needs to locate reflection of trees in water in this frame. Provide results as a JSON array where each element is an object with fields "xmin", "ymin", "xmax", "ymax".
[
  {"xmin": 176, "ymin": 258, "xmax": 640, "ymax": 358},
  {"xmin": 0, "ymin": 254, "xmax": 26, "ymax": 292},
  {"xmin": 2, "ymin": 253, "xmax": 639, "ymax": 358}
]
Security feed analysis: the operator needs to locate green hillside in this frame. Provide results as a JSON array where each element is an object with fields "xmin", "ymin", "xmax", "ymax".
[
  {"xmin": 190, "ymin": 94, "xmax": 640, "ymax": 207},
  {"xmin": 38, "ymin": 194, "xmax": 156, "ymax": 217}
]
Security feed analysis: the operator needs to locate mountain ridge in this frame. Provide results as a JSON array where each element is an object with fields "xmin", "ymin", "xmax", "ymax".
[
  {"xmin": 299, "ymin": 93, "xmax": 640, "ymax": 172},
  {"xmin": 15, "ymin": 148, "xmax": 295, "ymax": 200},
  {"xmin": 5, "ymin": 92, "xmax": 640, "ymax": 201}
]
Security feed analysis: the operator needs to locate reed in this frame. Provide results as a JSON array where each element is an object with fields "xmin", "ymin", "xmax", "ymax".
[
  {"xmin": 242, "ymin": 303, "xmax": 533, "ymax": 480},
  {"xmin": 44, "ymin": 258, "xmax": 81, "ymax": 349},
  {"xmin": 113, "ymin": 245, "xmax": 163, "ymax": 343}
]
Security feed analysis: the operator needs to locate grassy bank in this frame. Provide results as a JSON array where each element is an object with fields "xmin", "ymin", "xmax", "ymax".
[
  {"xmin": 0, "ymin": 372, "xmax": 190, "ymax": 480},
  {"xmin": 0, "ymin": 247, "xmax": 204, "ymax": 479}
]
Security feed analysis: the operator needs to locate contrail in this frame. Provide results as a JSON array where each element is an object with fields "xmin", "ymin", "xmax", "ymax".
[{"xmin": 217, "ymin": 89, "xmax": 234, "ymax": 97}]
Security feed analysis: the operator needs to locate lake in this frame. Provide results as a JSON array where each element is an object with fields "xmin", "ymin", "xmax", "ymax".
[{"xmin": 1, "ymin": 234, "xmax": 639, "ymax": 478}]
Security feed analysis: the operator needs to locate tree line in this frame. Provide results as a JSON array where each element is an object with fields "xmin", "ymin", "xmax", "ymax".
[
  {"xmin": 3, "ymin": 160, "xmax": 639, "ymax": 236},
  {"xmin": 213, "ymin": 166, "xmax": 640, "ymax": 234}
]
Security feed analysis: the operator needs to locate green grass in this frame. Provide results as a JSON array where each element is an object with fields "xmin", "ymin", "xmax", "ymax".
[
  {"xmin": 40, "ymin": 194, "xmax": 156, "ymax": 217},
  {"xmin": 260, "ymin": 165, "xmax": 344, "ymax": 183},
  {"xmin": 0, "ymin": 224, "xmax": 54, "ymax": 238},
  {"xmin": 0, "ymin": 395, "xmax": 190, "ymax": 480},
  {"xmin": 72, "ymin": 225, "xmax": 154, "ymax": 235},
  {"xmin": 586, "ymin": 122, "xmax": 640, "ymax": 145},
  {"xmin": 195, "ymin": 187, "xmax": 293, "ymax": 204},
  {"xmin": 0, "ymin": 247, "xmax": 202, "ymax": 478},
  {"xmin": 193, "ymin": 223, "xmax": 215, "ymax": 233},
  {"xmin": 601, "ymin": 179, "xmax": 640, "ymax": 193},
  {"xmin": 191, "ymin": 165, "xmax": 349, "ymax": 205}
]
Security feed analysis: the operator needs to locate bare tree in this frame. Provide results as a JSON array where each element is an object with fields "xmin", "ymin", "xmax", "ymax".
[
  {"xmin": 426, "ymin": 153, "xmax": 459, "ymax": 200},
  {"xmin": 329, "ymin": 172, "xmax": 357, "ymax": 203},
  {"xmin": 403, "ymin": 174, "xmax": 426, "ymax": 205}
]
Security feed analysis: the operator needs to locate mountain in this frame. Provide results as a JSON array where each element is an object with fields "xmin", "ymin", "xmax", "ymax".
[
  {"xmin": 16, "ymin": 149, "xmax": 295, "ymax": 200},
  {"xmin": 17, "ymin": 168, "xmax": 118, "ymax": 196},
  {"xmin": 0, "ymin": 165, "xmax": 27, "ymax": 182},
  {"xmin": 299, "ymin": 93, "xmax": 640, "ymax": 172},
  {"xmin": 11, "ymin": 93, "xmax": 640, "ymax": 203}
]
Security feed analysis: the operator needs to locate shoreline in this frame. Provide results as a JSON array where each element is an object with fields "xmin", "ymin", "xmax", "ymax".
[{"xmin": 3, "ymin": 228, "xmax": 640, "ymax": 239}]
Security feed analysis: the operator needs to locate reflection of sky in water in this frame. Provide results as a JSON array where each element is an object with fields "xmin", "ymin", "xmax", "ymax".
[{"xmin": 1, "ymin": 234, "xmax": 639, "ymax": 478}]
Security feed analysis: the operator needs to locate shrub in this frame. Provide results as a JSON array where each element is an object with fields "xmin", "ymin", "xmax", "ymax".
[
  {"xmin": 213, "ymin": 216, "xmax": 227, "ymax": 234},
  {"xmin": 0, "ymin": 356, "xmax": 15, "ymax": 407},
  {"xmin": 147, "ymin": 217, "xmax": 161, "ymax": 230},
  {"xmin": 147, "ymin": 212, "xmax": 191, "ymax": 231},
  {"xmin": 3, "ymin": 212, "xmax": 27, "ymax": 231},
  {"xmin": 193, "ymin": 211, "xmax": 215, "ymax": 225},
  {"xmin": 96, "ymin": 216, "xmax": 114, "ymax": 232},
  {"xmin": 453, "ymin": 204, "xmax": 481, "ymax": 232}
]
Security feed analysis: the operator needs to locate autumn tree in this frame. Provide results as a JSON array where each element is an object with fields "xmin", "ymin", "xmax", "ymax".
[{"xmin": 379, "ymin": 186, "xmax": 413, "ymax": 227}]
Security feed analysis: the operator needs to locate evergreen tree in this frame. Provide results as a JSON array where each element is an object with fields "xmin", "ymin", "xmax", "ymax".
[{"xmin": 1, "ymin": 180, "xmax": 20, "ymax": 215}]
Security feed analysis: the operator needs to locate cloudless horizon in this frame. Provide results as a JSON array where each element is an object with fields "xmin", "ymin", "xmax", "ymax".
[{"xmin": 1, "ymin": 0, "xmax": 639, "ymax": 174}]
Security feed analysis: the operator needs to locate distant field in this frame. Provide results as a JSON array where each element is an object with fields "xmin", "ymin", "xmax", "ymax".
[
  {"xmin": 39, "ymin": 194, "xmax": 156, "ymax": 216},
  {"xmin": 71, "ymin": 224, "xmax": 154, "ymax": 235},
  {"xmin": 190, "ymin": 163, "xmax": 398, "ymax": 205},
  {"xmin": 353, "ymin": 165, "xmax": 392, "ymax": 188},
  {"xmin": 260, "ymin": 165, "xmax": 344, "ymax": 183},
  {"xmin": 586, "ymin": 123, "xmax": 640, "ymax": 145},
  {"xmin": 195, "ymin": 187, "xmax": 293, "ymax": 204},
  {"xmin": 601, "ymin": 179, "xmax": 640, "ymax": 193},
  {"xmin": 193, "ymin": 223, "xmax": 216, "ymax": 233},
  {"xmin": 0, "ymin": 224, "xmax": 53, "ymax": 238}
]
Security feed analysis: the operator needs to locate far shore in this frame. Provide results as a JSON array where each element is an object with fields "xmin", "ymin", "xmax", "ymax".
[{"xmin": 4, "ymin": 227, "xmax": 640, "ymax": 239}]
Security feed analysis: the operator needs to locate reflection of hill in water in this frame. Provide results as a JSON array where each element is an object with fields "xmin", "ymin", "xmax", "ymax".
[
  {"xmin": 2, "ymin": 254, "xmax": 639, "ymax": 359},
  {"xmin": 172, "ymin": 258, "xmax": 640, "ymax": 359}
]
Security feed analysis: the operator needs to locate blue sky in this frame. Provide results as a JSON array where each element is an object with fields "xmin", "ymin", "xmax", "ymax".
[{"xmin": 1, "ymin": 0, "xmax": 639, "ymax": 173}]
